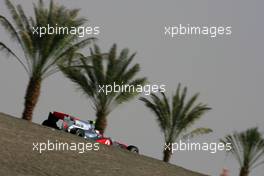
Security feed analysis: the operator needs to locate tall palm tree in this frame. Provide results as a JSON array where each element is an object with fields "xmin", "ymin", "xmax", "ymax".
[
  {"xmin": 140, "ymin": 84, "xmax": 212, "ymax": 162},
  {"xmin": 0, "ymin": 0, "xmax": 94, "ymax": 121},
  {"xmin": 221, "ymin": 128, "xmax": 264, "ymax": 176},
  {"xmin": 60, "ymin": 44, "xmax": 147, "ymax": 134}
]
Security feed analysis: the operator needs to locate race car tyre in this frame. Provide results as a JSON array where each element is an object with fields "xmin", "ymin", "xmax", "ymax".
[
  {"xmin": 69, "ymin": 128, "xmax": 77, "ymax": 134},
  {"xmin": 76, "ymin": 129, "xmax": 85, "ymax": 137},
  {"xmin": 127, "ymin": 145, "xmax": 139, "ymax": 154}
]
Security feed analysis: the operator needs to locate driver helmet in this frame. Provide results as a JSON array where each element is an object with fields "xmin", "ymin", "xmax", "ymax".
[
  {"xmin": 89, "ymin": 120, "xmax": 96, "ymax": 125},
  {"xmin": 95, "ymin": 130, "xmax": 102, "ymax": 137}
]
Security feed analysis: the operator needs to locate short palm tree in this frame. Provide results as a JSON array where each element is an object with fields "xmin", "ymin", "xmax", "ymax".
[
  {"xmin": 0, "ymin": 0, "xmax": 94, "ymax": 121},
  {"xmin": 60, "ymin": 44, "xmax": 147, "ymax": 134},
  {"xmin": 221, "ymin": 127, "xmax": 264, "ymax": 176},
  {"xmin": 140, "ymin": 84, "xmax": 212, "ymax": 162}
]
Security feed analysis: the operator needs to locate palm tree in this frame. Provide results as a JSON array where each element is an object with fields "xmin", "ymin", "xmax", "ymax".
[
  {"xmin": 0, "ymin": 0, "xmax": 94, "ymax": 121},
  {"xmin": 140, "ymin": 84, "xmax": 212, "ymax": 162},
  {"xmin": 60, "ymin": 44, "xmax": 147, "ymax": 134},
  {"xmin": 221, "ymin": 128, "xmax": 264, "ymax": 176}
]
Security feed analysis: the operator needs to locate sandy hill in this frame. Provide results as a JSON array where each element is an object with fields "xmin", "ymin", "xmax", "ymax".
[{"xmin": 0, "ymin": 112, "xmax": 207, "ymax": 176}]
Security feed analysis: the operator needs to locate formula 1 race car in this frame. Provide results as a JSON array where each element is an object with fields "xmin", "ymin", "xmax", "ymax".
[
  {"xmin": 42, "ymin": 111, "xmax": 139, "ymax": 153},
  {"xmin": 48, "ymin": 111, "xmax": 95, "ymax": 133}
]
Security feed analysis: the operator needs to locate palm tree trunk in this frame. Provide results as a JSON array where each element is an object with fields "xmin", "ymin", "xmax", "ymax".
[
  {"xmin": 22, "ymin": 77, "xmax": 41, "ymax": 121},
  {"xmin": 239, "ymin": 167, "xmax": 249, "ymax": 176},
  {"xmin": 163, "ymin": 146, "xmax": 172, "ymax": 162},
  {"xmin": 95, "ymin": 111, "xmax": 107, "ymax": 134}
]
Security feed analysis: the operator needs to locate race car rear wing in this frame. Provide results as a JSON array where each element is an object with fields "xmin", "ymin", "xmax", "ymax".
[{"xmin": 52, "ymin": 111, "xmax": 79, "ymax": 121}]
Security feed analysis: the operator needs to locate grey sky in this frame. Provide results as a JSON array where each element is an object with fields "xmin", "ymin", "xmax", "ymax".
[{"xmin": 0, "ymin": 0, "xmax": 264, "ymax": 175}]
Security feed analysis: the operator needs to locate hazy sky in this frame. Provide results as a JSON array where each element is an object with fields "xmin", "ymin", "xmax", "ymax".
[{"xmin": 1, "ymin": 0, "xmax": 264, "ymax": 175}]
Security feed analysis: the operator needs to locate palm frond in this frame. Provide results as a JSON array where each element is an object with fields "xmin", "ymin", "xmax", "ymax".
[
  {"xmin": 141, "ymin": 83, "xmax": 211, "ymax": 148},
  {"xmin": 1, "ymin": 0, "xmax": 94, "ymax": 80},
  {"xmin": 139, "ymin": 96, "xmax": 168, "ymax": 134},
  {"xmin": 0, "ymin": 16, "xmax": 22, "ymax": 45},
  {"xmin": 0, "ymin": 42, "xmax": 29, "ymax": 74},
  {"xmin": 60, "ymin": 44, "xmax": 146, "ymax": 126},
  {"xmin": 115, "ymin": 77, "xmax": 147, "ymax": 104},
  {"xmin": 221, "ymin": 127, "xmax": 264, "ymax": 170},
  {"xmin": 182, "ymin": 128, "xmax": 213, "ymax": 140},
  {"xmin": 16, "ymin": 4, "xmax": 31, "ymax": 32},
  {"xmin": 5, "ymin": 0, "xmax": 24, "ymax": 31},
  {"xmin": 180, "ymin": 104, "xmax": 211, "ymax": 130}
]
